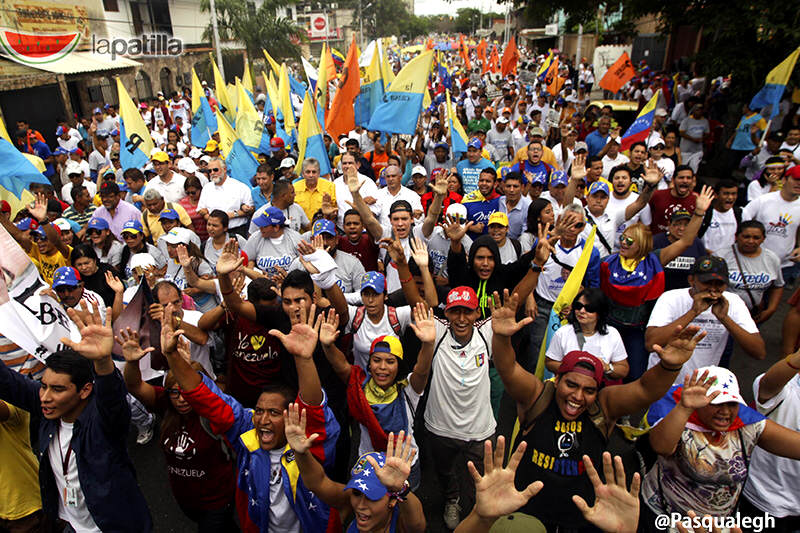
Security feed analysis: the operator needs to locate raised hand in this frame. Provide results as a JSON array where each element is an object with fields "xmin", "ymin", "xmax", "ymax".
[
  {"xmin": 431, "ymin": 169, "xmax": 449, "ymax": 195},
  {"xmin": 346, "ymin": 166, "xmax": 362, "ymax": 193},
  {"xmin": 642, "ymin": 158, "xmax": 661, "ymax": 187},
  {"xmin": 114, "ymin": 327, "xmax": 154, "ymax": 362},
  {"xmin": 534, "ymin": 222, "xmax": 555, "ymax": 266},
  {"xmin": 572, "ymin": 452, "xmax": 640, "ymax": 533},
  {"xmin": 175, "ymin": 336, "xmax": 192, "ymax": 364},
  {"xmin": 321, "ymin": 193, "xmax": 337, "ymax": 218},
  {"xmin": 283, "ymin": 402, "xmax": 320, "ymax": 455},
  {"xmin": 28, "ymin": 192, "xmax": 48, "ymax": 222},
  {"xmin": 679, "ymin": 370, "xmax": 720, "ymax": 410},
  {"xmin": 176, "ymin": 244, "xmax": 192, "ymax": 268},
  {"xmin": 553, "ymin": 211, "xmax": 579, "ymax": 238},
  {"xmin": 61, "ymin": 301, "xmax": 114, "ymax": 361},
  {"xmin": 408, "ymin": 302, "xmax": 436, "ymax": 343},
  {"xmin": 444, "ymin": 216, "xmax": 474, "ymax": 242},
  {"xmin": 297, "ymin": 239, "xmax": 316, "ymax": 256},
  {"xmin": 268, "ymin": 303, "xmax": 320, "ymax": 359},
  {"xmin": 380, "ymin": 233, "xmax": 406, "ymax": 265},
  {"xmin": 104, "ymin": 271, "xmax": 124, "ymax": 294},
  {"xmin": 216, "ymin": 238, "xmax": 244, "ymax": 275},
  {"xmin": 489, "ymin": 290, "xmax": 533, "ymax": 337},
  {"xmin": 652, "ymin": 325, "xmax": 707, "ymax": 368},
  {"xmin": 571, "ymin": 153, "xmax": 587, "ymax": 181},
  {"xmin": 160, "ymin": 303, "xmax": 185, "ymax": 354},
  {"xmin": 367, "ymin": 431, "xmax": 416, "ymax": 492},
  {"xmin": 318, "ymin": 308, "xmax": 340, "ymax": 346},
  {"xmin": 409, "ymin": 237, "xmax": 429, "ymax": 269},
  {"xmin": 695, "ymin": 184, "xmax": 715, "ymax": 213},
  {"xmin": 470, "ymin": 436, "xmax": 543, "ymax": 520}
]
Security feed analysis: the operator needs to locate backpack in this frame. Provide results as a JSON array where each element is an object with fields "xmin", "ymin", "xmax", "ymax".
[{"xmin": 351, "ymin": 305, "xmax": 402, "ymax": 336}]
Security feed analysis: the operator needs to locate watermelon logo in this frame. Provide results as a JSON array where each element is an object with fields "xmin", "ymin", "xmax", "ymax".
[{"xmin": 0, "ymin": 28, "xmax": 80, "ymax": 65}]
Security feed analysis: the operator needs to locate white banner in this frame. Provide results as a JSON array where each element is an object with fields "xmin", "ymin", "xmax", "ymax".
[{"xmin": 0, "ymin": 226, "xmax": 79, "ymax": 362}]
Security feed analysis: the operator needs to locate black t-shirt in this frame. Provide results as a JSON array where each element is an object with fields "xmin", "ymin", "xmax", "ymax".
[
  {"xmin": 653, "ymin": 233, "xmax": 706, "ymax": 291},
  {"xmin": 82, "ymin": 263, "xmax": 118, "ymax": 307}
]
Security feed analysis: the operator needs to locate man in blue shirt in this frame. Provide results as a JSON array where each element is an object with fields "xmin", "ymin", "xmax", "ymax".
[
  {"xmin": 16, "ymin": 129, "xmax": 55, "ymax": 180},
  {"xmin": 456, "ymin": 138, "xmax": 495, "ymax": 195},
  {"xmin": 508, "ymin": 140, "xmax": 553, "ymax": 185},
  {"xmin": 585, "ymin": 115, "xmax": 613, "ymax": 158},
  {"xmin": 462, "ymin": 167, "xmax": 501, "ymax": 238},
  {"xmin": 250, "ymin": 163, "xmax": 274, "ymax": 210}
]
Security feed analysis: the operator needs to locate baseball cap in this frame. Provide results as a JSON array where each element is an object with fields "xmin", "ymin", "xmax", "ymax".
[
  {"xmin": 786, "ymin": 165, "xmax": 800, "ymax": 180},
  {"xmin": 344, "ymin": 452, "xmax": 389, "ymax": 501},
  {"xmin": 204, "ymin": 140, "xmax": 219, "ymax": 152},
  {"xmin": 411, "ymin": 165, "xmax": 427, "ymax": 177},
  {"xmin": 53, "ymin": 218, "xmax": 72, "ymax": 232},
  {"xmin": 87, "ymin": 218, "xmax": 109, "ymax": 231},
  {"xmin": 389, "ymin": 200, "xmax": 413, "ymax": 215},
  {"xmin": 93, "ymin": 107, "xmax": 102, "ymax": 114},
  {"xmin": 445, "ymin": 286, "xmax": 479, "ymax": 311},
  {"xmin": 65, "ymin": 160, "xmax": 83, "ymax": 176},
  {"xmin": 502, "ymin": 107, "xmax": 512, "ymax": 115},
  {"xmin": 270, "ymin": 137, "xmax": 285, "ymax": 149},
  {"xmin": 695, "ymin": 366, "xmax": 746, "ymax": 406},
  {"xmin": 370, "ymin": 335, "xmax": 403, "ymax": 359},
  {"xmin": 647, "ymin": 134, "xmax": 665, "ymax": 149},
  {"xmin": 573, "ymin": 141, "xmax": 589, "ymax": 154},
  {"xmin": 549, "ymin": 170, "xmax": 569, "ymax": 187},
  {"xmin": 0, "ymin": 200, "xmax": 9, "ymax": 213},
  {"xmin": 692, "ymin": 255, "xmax": 729, "ymax": 283},
  {"xmin": 56, "ymin": 126, "xmax": 65, "ymax": 136},
  {"xmin": 159, "ymin": 208, "xmax": 180, "ymax": 221},
  {"xmin": 767, "ymin": 131, "xmax": 785, "ymax": 142},
  {"xmin": 530, "ymin": 126, "xmax": 545, "ymax": 137},
  {"xmin": 434, "ymin": 141, "xmax": 449, "ymax": 151},
  {"xmin": 279, "ymin": 157, "xmax": 296, "ymax": 169},
  {"xmin": 360, "ymin": 271, "xmax": 386, "ymax": 294},
  {"xmin": 312, "ymin": 219, "xmax": 336, "ymax": 237},
  {"xmin": 130, "ymin": 253, "xmax": 157, "ymax": 270},
  {"xmin": 488, "ymin": 211, "xmax": 509, "ymax": 227},
  {"xmin": 489, "ymin": 513, "xmax": 547, "ymax": 533},
  {"xmin": 654, "ymin": 108, "xmax": 668, "ymax": 117},
  {"xmin": 252, "ymin": 206, "xmax": 286, "ymax": 227},
  {"xmin": 497, "ymin": 117, "xmax": 510, "ymax": 124},
  {"xmin": 162, "ymin": 227, "xmax": 194, "ymax": 245},
  {"xmin": 446, "ymin": 202, "xmax": 468, "ymax": 222},
  {"xmin": 557, "ymin": 351, "xmax": 604, "ymax": 386},
  {"xmin": 15, "ymin": 218, "xmax": 38, "ymax": 231},
  {"xmin": 52, "ymin": 267, "xmax": 81, "ymax": 289},
  {"xmin": 121, "ymin": 219, "xmax": 143, "ymax": 235},
  {"xmin": 188, "ymin": 147, "xmax": 203, "ymax": 159},
  {"xmin": 54, "ymin": 147, "xmax": 69, "ymax": 156},
  {"xmin": 176, "ymin": 157, "xmax": 198, "ymax": 174},
  {"xmin": 670, "ymin": 209, "xmax": 692, "ymax": 222},
  {"xmin": 588, "ymin": 181, "xmax": 610, "ymax": 196},
  {"xmin": 99, "ymin": 181, "xmax": 119, "ymax": 195},
  {"xmin": 151, "ymin": 151, "xmax": 169, "ymax": 163},
  {"xmin": 467, "ymin": 138, "xmax": 482, "ymax": 150}
]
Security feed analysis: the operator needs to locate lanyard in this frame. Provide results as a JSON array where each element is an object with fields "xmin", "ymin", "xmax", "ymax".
[{"xmin": 57, "ymin": 426, "xmax": 74, "ymax": 482}]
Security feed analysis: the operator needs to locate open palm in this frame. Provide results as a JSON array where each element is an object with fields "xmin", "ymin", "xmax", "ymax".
[
  {"xmin": 409, "ymin": 302, "xmax": 436, "ymax": 343},
  {"xmin": 269, "ymin": 305, "xmax": 320, "ymax": 359},
  {"xmin": 653, "ymin": 325, "xmax": 707, "ymax": 367},
  {"xmin": 62, "ymin": 303, "xmax": 114, "ymax": 360},
  {"xmin": 490, "ymin": 290, "xmax": 532, "ymax": 337},
  {"xmin": 283, "ymin": 403, "xmax": 319, "ymax": 455},
  {"xmin": 680, "ymin": 370, "xmax": 719, "ymax": 410},
  {"xmin": 572, "ymin": 453, "xmax": 640, "ymax": 533},
  {"xmin": 368, "ymin": 431, "xmax": 415, "ymax": 492}
]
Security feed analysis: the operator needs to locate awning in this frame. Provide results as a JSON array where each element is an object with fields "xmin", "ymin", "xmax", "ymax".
[{"xmin": 0, "ymin": 51, "xmax": 141, "ymax": 75}]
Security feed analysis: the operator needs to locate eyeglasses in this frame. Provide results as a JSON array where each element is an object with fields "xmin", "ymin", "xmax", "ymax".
[
  {"xmin": 572, "ymin": 301, "xmax": 598, "ymax": 313},
  {"xmin": 166, "ymin": 388, "xmax": 182, "ymax": 398},
  {"xmin": 54, "ymin": 285, "xmax": 78, "ymax": 294},
  {"xmin": 619, "ymin": 235, "xmax": 635, "ymax": 246}
]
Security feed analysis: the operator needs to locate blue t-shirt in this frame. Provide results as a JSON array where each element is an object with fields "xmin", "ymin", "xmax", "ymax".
[
  {"xmin": 509, "ymin": 160, "xmax": 551, "ymax": 185},
  {"xmin": 462, "ymin": 192, "xmax": 500, "ymax": 235},
  {"xmin": 585, "ymin": 130, "xmax": 610, "ymax": 158},
  {"xmin": 251, "ymin": 186, "xmax": 271, "ymax": 210},
  {"xmin": 457, "ymin": 158, "xmax": 495, "ymax": 195},
  {"xmin": 652, "ymin": 233, "xmax": 706, "ymax": 291},
  {"xmin": 731, "ymin": 113, "xmax": 765, "ymax": 151},
  {"xmin": 30, "ymin": 140, "xmax": 54, "ymax": 177}
]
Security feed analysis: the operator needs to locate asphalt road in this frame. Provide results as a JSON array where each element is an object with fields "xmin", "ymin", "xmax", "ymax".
[{"xmin": 128, "ymin": 286, "xmax": 793, "ymax": 532}]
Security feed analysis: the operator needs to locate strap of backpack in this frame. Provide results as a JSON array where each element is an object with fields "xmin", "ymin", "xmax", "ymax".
[
  {"xmin": 575, "ymin": 330, "xmax": 586, "ymax": 350},
  {"xmin": 584, "ymin": 208, "xmax": 612, "ymax": 254},
  {"xmin": 730, "ymin": 244, "xmax": 759, "ymax": 310},
  {"xmin": 199, "ymin": 417, "xmax": 233, "ymax": 462},
  {"xmin": 387, "ymin": 306, "xmax": 401, "ymax": 335},
  {"xmin": 352, "ymin": 306, "xmax": 366, "ymax": 333}
]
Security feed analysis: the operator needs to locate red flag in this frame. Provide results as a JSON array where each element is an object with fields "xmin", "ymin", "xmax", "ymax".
[
  {"xmin": 545, "ymin": 56, "xmax": 565, "ymax": 96},
  {"xmin": 598, "ymin": 52, "xmax": 636, "ymax": 94},
  {"xmin": 459, "ymin": 34, "xmax": 471, "ymax": 70},
  {"xmin": 501, "ymin": 36, "xmax": 519, "ymax": 77},
  {"xmin": 425, "ymin": 37, "xmax": 433, "ymax": 50},
  {"xmin": 325, "ymin": 34, "xmax": 360, "ymax": 139},
  {"xmin": 488, "ymin": 46, "xmax": 500, "ymax": 74}
]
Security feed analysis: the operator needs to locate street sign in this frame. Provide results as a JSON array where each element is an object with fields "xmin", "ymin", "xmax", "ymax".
[
  {"xmin": 310, "ymin": 13, "xmax": 328, "ymax": 38},
  {"xmin": 545, "ymin": 23, "xmax": 558, "ymax": 36}
]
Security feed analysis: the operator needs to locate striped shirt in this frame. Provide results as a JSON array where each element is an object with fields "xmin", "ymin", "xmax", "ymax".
[{"xmin": 63, "ymin": 204, "xmax": 98, "ymax": 227}]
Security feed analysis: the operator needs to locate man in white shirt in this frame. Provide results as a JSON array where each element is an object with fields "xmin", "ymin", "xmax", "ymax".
[
  {"xmin": 486, "ymin": 117, "xmax": 513, "ymax": 163},
  {"xmin": 601, "ymin": 138, "xmax": 630, "ymax": 179},
  {"xmin": 167, "ymin": 92, "xmax": 191, "ymax": 124},
  {"xmin": 553, "ymin": 126, "xmax": 578, "ymax": 171},
  {"xmin": 606, "ymin": 166, "xmax": 653, "ymax": 250},
  {"xmin": 334, "ymin": 152, "xmax": 379, "ymax": 228},
  {"xmin": 147, "ymin": 151, "xmax": 186, "ymax": 203},
  {"xmin": 700, "ymin": 179, "xmax": 739, "ymax": 254},
  {"xmin": 197, "ymin": 157, "xmax": 254, "ymax": 237},
  {"xmin": 61, "ymin": 160, "xmax": 97, "ymax": 205},
  {"xmin": 374, "ymin": 165, "xmax": 423, "ymax": 226},
  {"xmin": 647, "ymin": 134, "xmax": 675, "ymax": 184},
  {"xmin": 645, "ymin": 255, "xmax": 765, "ymax": 383}
]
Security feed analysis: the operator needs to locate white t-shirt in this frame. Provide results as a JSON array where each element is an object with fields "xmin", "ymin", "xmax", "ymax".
[
  {"xmin": 497, "ymin": 239, "xmax": 518, "ymax": 264},
  {"xmin": 582, "ymin": 207, "xmax": 627, "ymax": 257},
  {"xmin": 535, "ymin": 239, "xmax": 592, "ymax": 302},
  {"xmin": 552, "ymin": 142, "xmax": 574, "ymax": 172},
  {"xmin": 426, "ymin": 226, "xmax": 472, "ymax": 279},
  {"xmin": 197, "ymin": 178, "xmax": 254, "ymax": 229},
  {"xmin": 607, "ymin": 193, "xmax": 652, "ymax": 252},
  {"xmin": 380, "ymin": 225, "xmax": 428, "ymax": 294},
  {"xmin": 702, "ymin": 208, "xmax": 737, "ymax": 254},
  {"xmin": 742, "ymin": 191, "xmax": 800, "ymax": 267},
  {"xmin": 168, "ymin": 99, "xmax": 191, "ymax": 123},
  {"xmin": 346, "ymin": 304, "xmax": 412, "ymax": 369},
  {"xmin": 653, "ymin": 157, "xmax": 675, "ymax": 183},
  {"xmin": 148, "ymin": 173, "xmax": 187, "ymax": 203},
  {"xmin": 546, "ymin": 324, "xmax": 628, "ymax": 365},
  {"xmin": 602, "ymin": 153, "xmax": 630, "ymax": 179},
  {"xmin": 747, "ymin": 180, "xmax": 772, "ymax": 202},
  {"xmin": 244, "ymin": 229, "xmax": 303, "ymax": 277},
  {"xmin": 62, "ymin": 180, "xmax": 97, "ymax": 205},
  {"xmin": 424, "ymin": 318, "xmax": 496, "ymax": 441},
  {"xmin": 743, "ymin": 374, "xmax": 800, "ymax": 517},
  {"xmin": 181, "ymin": 310, "xmax": 214, "ymax": 378},
  {"xmin": 645, "ymin": 289, "xmax": 758, "ymax": 383},
  {"xmin": 268, "ymin": 449, "xmax": 301, "ymax": 533},
  {"xmin": 48, "ymin": 421, "xmax": 102, "ymax": 532},
  {"xmin": 375, "ymin": 187, "xmax": 423, "ymax": 227},
  {"xmin": 248, "ymin": 203, "xmax": 309, "ymax": 235},
  {"xmin": 333, "ymin": 174, "xmax": 380, "ymax": 228}
]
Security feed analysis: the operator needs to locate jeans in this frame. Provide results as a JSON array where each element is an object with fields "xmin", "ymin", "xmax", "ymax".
[
  {"xmin": 529, "ymin": 293, "xmax": 555, "ymax": 370},
  {"xmin": 426, "ymin": 432, "xmax": 491, "ymax": 520},
  {"xmin": 782, "ymin": 263, "xmax": 800, "ymax": 286},
  {"xmin": 613, "ymin": 321, "xmax": 648, "ymax": 382},
  {"xmin": 128, "ymin": 393, "xmax": 153, "ymax": 430}
]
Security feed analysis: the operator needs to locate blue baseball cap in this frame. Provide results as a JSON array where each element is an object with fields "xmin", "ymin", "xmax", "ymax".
[
  {"xmin": 588, "ymin": 181, "xmax": 610, "ymax": 196},
  {"xmin": 253, "ymin": 206, "xmax": 286, "ymax": 228},
  {"xmin": 159, "ymin": 208, "xmax": 180, "ymax": 220},
  {"xmin": 87, "ymin": 218, "xmax": 109, "ymax": 231},
  {"xmin": 32, "ymin": 226, "xmax": 47, "ymax": 239},
  {"xmin": 122, "ymin": 219, "xmax": 143, "ymax": 234},
  {"xmin": 549, "ymin": 170, "xmax": 569, "ymax": 187},
  {"xmin": 360, "ymin": 271, "xmax": 385, "ymax": 294},
  {"xmin": 467, "ymin": 138, "xmax": 482, "ymax": 150},
  {"xmin": 56, "ymin": 126, "xmax": 65, "ymax": 136},
  {"xmin": 52, "ymin": 266, "xmax": 81, "ymax": 289},
  {"xmin": 312, "ymin": 219, "xmax": 336, "ymax": 237},
  {"xmin": 343, "ymin": 452, "xmax": 388, "ymax": 501},
  {"xmin": 529, "ymin": 172, "xmax": 547, "ymax": 186},
  {"xmin": 434, "ymin": 141, "xmax": 449, "ymax": 151},
  {"xmin": 92, "ymin": 107, "xmax": 102, "ymax": 114},
  {"xmin": 15, "ymin": 217, "xmax": 38, "ymax": 231},
  {"xmin": 54, "ymin": 147, "xmax": 69, "ymax": 156}
]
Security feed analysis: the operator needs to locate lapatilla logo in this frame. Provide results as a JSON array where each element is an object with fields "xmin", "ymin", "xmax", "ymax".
[
  {"xmin": 92, "ymin": 34, "xmax": 183, "ymax": 61},
  {"xmin": 0, "ymin": 28, "xmax": 81, "ymax": 65}
]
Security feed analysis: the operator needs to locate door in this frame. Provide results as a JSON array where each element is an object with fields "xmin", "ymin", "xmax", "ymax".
[{"xmin": 0, "ymin": 84, "xmax": 65, "ymax": 147}]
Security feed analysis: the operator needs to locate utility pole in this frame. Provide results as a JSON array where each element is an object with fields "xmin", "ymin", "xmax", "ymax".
[{"xmin": 209, "ymin": 0, "xmax": 225, "ymax": 80}]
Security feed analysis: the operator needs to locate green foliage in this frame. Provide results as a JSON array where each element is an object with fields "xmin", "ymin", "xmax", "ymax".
[
  {"xmin": 357, "ymin": 0, "xmax": 430, "ymax": 40},
  {"xmin": 200, "ymin": 0, "xmax": 305, "ymax": 61}
]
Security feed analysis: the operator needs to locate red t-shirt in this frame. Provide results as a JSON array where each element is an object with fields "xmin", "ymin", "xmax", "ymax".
[
  {"xmin": 154, "ymin": 386, "xmax": 236, "ymax": 511},
  {"xmin": 338, "ymin": 233, "xmax": 380, "ymax": 271},
  {"xmin": 420, "ymin": 190, "xmax": 463, "ymax": 215},
  {"xmin": 648, "ymin": 189, "xmax": 697, "ymax": 235}
]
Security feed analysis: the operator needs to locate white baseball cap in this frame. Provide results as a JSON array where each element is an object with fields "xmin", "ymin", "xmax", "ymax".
[
  {"xmin": 176, "ymin": 157, "xmax": 199, "ymax": 174},
  {"xmin": 412, "ymin": 165, "xmax": 427, "ymax": 177},
  {"xmin": 161, "ymin": 227, "xmax": 195, "ymax": 245},
  {"xmin": 497, "ymin": 117, "xmax": 510, "ymax": 124},
  {"xmin": 647, "ymin": 134, "xmax": 665, "ymax": 149},
  {"xmin": 130, "ymin": 253, "xmax": 157, "ymax": 270},
  {"xmin": 65, "ymin": 160, "xmax": 82, "ymax": 176},
  {"xmin": 696, "ymin": 366, "xmax": 747, "ymax": 406},
  {"xmin": 445, "ymin": 203, "xmax": 467, "ymax": 220},
  {"xmin": 279, "ymin": 157, "xmax": 296, "ymax": 169}
]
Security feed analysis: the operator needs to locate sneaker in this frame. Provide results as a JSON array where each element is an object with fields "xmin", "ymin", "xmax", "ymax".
[
  {"xmin": 136, "ymin": 418, "xmax": 154, "ymax": 445},
  {"xmin": 443, "ymin": 498, "xmax": 461, "ymax": 530}
]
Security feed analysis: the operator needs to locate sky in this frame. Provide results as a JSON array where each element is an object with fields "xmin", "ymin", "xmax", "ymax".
[{"xmin": 413, "ymin": 0, "xmax": 508, "ymax": 18}]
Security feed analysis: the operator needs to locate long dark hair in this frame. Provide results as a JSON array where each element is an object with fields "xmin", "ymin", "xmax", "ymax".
[
  {"xmin": 568, "ymin": 288, "xmax": 610, "ymax": 335},
  {"xmin": 95, "ymin": 230, "xmax": 117, "ymax": 256},
  {"xmin": 119, "ymin": 233, "xmax": 147, "ymax": 271},
  {"xmin": 525, "ymin": 198, "xmax": 552, "ymax": 235},
  {"xmin": 70, "ymin": 243, "xmax": 99, "ymax": 266}
]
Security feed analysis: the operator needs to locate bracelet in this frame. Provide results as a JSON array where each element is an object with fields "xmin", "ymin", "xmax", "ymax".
[
  {"xmin": 693, "ymin": 211, "xmax": 705, "ymax": 217},
  {"xmin": 389, "ymin": 480, "xmax": 410, "ymax": 502},
  {"xmin": 785, "ymin": 356, "xmax": 800, "ymax": 371},
  {"xmin": 659, "ymin": 361, "xmax": 683, "ymax": 372},
  {"xmin": 220, "ymin": 288, "xmax": 234, "ymax": 296},
  {"xmin": 398, "ymin": 275, "xmax": 413, "ymax": 284}
]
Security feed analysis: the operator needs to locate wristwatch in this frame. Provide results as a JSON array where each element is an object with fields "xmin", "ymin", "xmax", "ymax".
[
  {"xmin": 530, "ymin": 262, "xmax": 542, "ymax": 273},
  {"xmin": 604, "ymin": 362, "xmax": 615, "ymax": 376}
]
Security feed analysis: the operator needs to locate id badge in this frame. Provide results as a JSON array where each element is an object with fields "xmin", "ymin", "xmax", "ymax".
[{"xmin": 65, "ymin": 485, "xmax": 79, "ymax": 507}]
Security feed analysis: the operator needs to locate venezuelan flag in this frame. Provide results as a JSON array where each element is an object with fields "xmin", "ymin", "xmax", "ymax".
[
  {"xmin": 645, "ymin": 385, "xmax": 764, "ymax": 432},
  {"xmin": 215, "ymin": 109, "xmax": 260, "ymax": 186},
  {"xmin": 619, "ymin": 90, "xmax": 660, "ymax": 152},
  {"xmin": 331, "ymin": 48, "xmax": 345, "ymax": 68},
  {"xmin": 116, "ymin": 78, "xmax": 153, "ymax": 171},
  {"xmin": 367, "ymin": 51, "xmax": 433, "ymax": 135},
  {"xmin": 355, "ymin": 47, "xmax": 384, "ymax": 127},
  {"xmin": 294, "ymin": 91, "xmax": 333, "ymax": 177},
  {"xmin": 446, "ymin": 89, "xmax": 468, "ymax": 155},
  {"xmin": 190, "ymin": 67, "xmax": 217, "ymax": 148},
  {"xmin": 750, "ymin": 47, "xmax": 800, "ymax": 119},
  {"xmin": 301, "ymin": 56, "xmax": 318, "ymax": 95},
  {"xmin": 537, "ymin": 50, "xmax": 554, "ymax": 82}
]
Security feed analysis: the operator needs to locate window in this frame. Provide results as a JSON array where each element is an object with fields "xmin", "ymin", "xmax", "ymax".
[
  {"xmin": 135, "ymin": 70, "xmax": 153, "ymax": 101},
  {"xmin": 102, "ymin": 0, "xmax": 119, "ymax": 12},
  {"xmin": 159, "ymin": 67, "xmax": 173, "ymax": 95},
  {"xmin": 99, "ymin": 77, "xmax": 118, "ymax": 106}
]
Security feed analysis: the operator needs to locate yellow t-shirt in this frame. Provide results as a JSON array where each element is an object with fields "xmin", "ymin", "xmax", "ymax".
[
  {"xmin": 29, "ymin": 245, "xmax": 71, "ymax": 286},
  {"xmin": 0, "ymin": 402, "xmax": 42, "ymax": 520},
  {"xmin": 512, "ymin": 145, "xmax": 558, "ymax": 169}
]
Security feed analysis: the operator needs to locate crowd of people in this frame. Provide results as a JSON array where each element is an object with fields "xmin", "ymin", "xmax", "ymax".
[{"xmin": 2, "ymin": 36, "xmax": 800, "ymax": 533}]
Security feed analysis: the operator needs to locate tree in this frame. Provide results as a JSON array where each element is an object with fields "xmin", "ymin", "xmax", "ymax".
[
  {"xmin": 200, "ymin": 0, "xmax": 305, "ymax": 62},
  {"xmin": 358, "ymin": 0, "xmax": 427, "ymax": 41}
]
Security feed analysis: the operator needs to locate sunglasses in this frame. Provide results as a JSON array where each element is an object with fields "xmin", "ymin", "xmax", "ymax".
[
  {"xmin": 31, "ymin": 233, "xmax": 46, "ymax": 242},
  {"xmin": 122, "ymin": 232, "xmax": 140, "ymax": 240},
  {"xmin": 87, "ymin": 229, "xmax": 102, "ymax": 236},
  {"xmin": 619, "ymin": 235, "xmax": 635, "ymax": 246},
  {"xmin": 54, "ymin": 285, "xmax": 78, "ymax": 294},
  {"xmin": 572, "ymin": 301, "xmax": 598, "ymax": 313}
]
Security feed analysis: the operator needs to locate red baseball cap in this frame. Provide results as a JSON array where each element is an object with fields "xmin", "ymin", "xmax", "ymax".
[
  {"xmin": 557, "ymin": 351, "xmax": 604, "ymax": 386},
  {"xmin": 270, "ymin": 137, "xmax": 285, "ymax": 149},
  {"xmin": 786, "ymin": 165, "xmax": 800, "ymax": 180},
  {"xmin": 445, "ymin": 286, "xmax": 479, "ymax": 311},
  {"xmin": 0, "ymin": 200, "xmax": 10, "ymax": 213}
]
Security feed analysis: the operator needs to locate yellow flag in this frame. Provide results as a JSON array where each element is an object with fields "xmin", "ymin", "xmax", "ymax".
[
  {"xmin": 381, "ymin": 47, "xmax": 395, "ymax": 90},
  {"xmin": 228, "ymin": 81, "xmax": 238, "ymax": 113},
  {"xmin": 242, "ymin": 57, "xmax": 254, "ymax": 94},
  {"xmin": 235, "ymin": 79, "xmax": 263, "ymax": 150},
  {"xmin": 278, "ymin": 63, "xmax": 296, "ymax": 133},
  {"xmin": 191, "ymin": 67, "xmax": 204, "ymax": 115},
  {"xmin": 265, "ymin": 73, "xmax": 280, "ymax": 118},
  {"xmin": 363, "ymin": 45, "xmax": 382, "ymax": 86},
  {"xmin": 294, "ymin": 91, "xmax": 332, "ymax": 175},
  {"xmin": 263, "ymin": 49, "xmax": 281, "ymax": 77},
  {"xmin": 423, "ymin": 87, "xmax": 431, "ymax": 108},
  {"xmin": 316, "ymin": 43, "xmax": 330, "ymax": 115},
  {"xmin": 215, "ymin": 108, "xmax": 237, "ymax": 156},
  {"xmin": 0, "ymin": 116, "xmax": 40, "ymax": 171},
  {"xmin": 210, "ymin": 54, "xmax": 235, "ymax": 123},
  {"xmin": 116, "ymin": 77, "xmax": 154, "ymax": 169}
]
